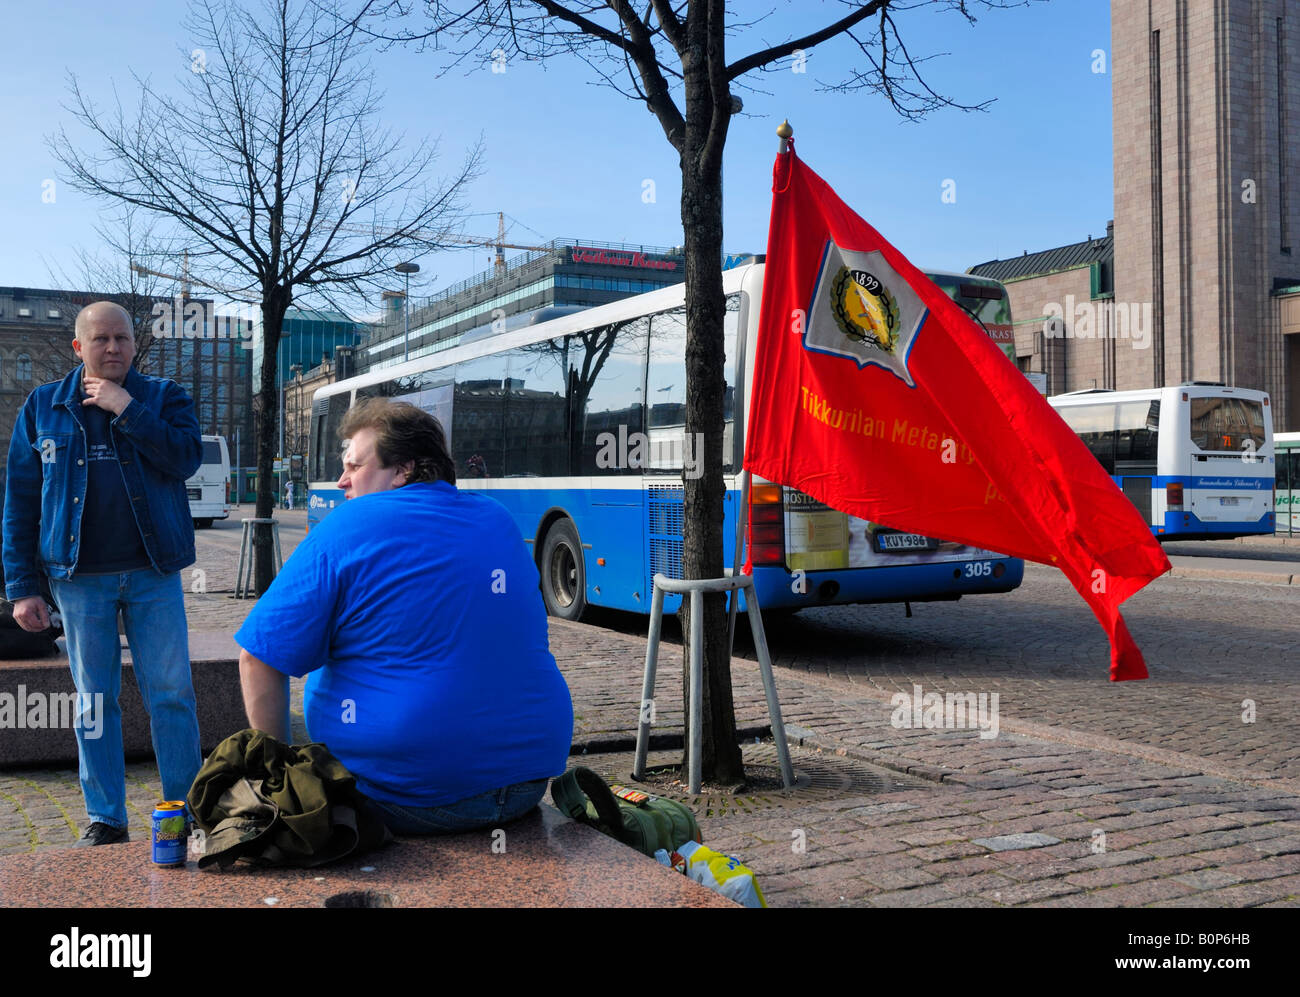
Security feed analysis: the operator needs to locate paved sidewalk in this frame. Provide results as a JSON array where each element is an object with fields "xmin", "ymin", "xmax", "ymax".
[
  {"xmin": 3, "ymin": 518, "xmax": 1298, "ymax": 906},
  {"xmin": 547, "ymin": 621, "xmax": 1300, "ymax": 908},
  {"xmin": 4, "ymin": 610, "xmax": 1299, "ymax": 906}
]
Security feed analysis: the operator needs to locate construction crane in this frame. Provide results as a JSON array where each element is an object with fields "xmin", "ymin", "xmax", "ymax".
[{"xmin": 128, "ymin": 253, "xmax": 260, "ymax": 302}]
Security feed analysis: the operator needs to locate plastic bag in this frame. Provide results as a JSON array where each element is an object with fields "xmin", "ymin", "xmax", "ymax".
[{"xmin": 673, "ymin": 840, "xmax": 767, "ymax": 908}]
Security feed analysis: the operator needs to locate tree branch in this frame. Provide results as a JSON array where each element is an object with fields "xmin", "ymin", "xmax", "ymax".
[
  {"xmin": 725, "ymin": 0, "xmax": 887, "ymax": 81},
  {"xmin": 603, "ymin": 0, "xmax": 686, "ymax": 152}
]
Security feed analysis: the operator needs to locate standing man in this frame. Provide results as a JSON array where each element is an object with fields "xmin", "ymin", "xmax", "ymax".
[{"xmin": 3, "ymin": 301, "xmax": 204, "ymax": 846}]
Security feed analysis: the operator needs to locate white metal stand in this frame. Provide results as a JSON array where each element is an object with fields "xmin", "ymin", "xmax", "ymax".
[
  {"xmin": 634, "ymin": 571, "xmax": 795, "ymax": 793},
  {"xmin": 235, "ymin": 517, "xmax": 283, "ymax": 599}
]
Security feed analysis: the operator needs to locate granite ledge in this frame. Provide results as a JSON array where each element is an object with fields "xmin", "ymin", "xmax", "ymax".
[
  {"xmin": 0, "ymin": 632, "xmax": 246, "ymax": 767},
  {"xmin": 0, "ymin": 804, "xmax": 738, "ymax": 908}
]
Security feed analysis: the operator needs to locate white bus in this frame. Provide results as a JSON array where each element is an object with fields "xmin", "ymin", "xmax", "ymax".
[
  {"xmin": 187, "ymin": 434, "xmax": 230, "ymax": 529},
  {"xmin": 303, "ymin": 261, "xmax": 1023, "ymax": 619},
  {"xmin": 1275, "ymin": 431, "xmax": 1299, "ymax": 535},
  {"xmin": 1048, "ymin": 384, "xmax": 1275, "ymax": 539}
]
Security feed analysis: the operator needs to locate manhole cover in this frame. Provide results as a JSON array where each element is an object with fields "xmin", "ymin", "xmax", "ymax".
[{"xmin": 567, "ymin": 742, "xmax": 933, "ymax": 816}]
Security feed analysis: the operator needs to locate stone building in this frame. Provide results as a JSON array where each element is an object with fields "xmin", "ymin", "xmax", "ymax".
[
  {"xmin": 970, "ymin": 225, "xmax": 1116, "ymax": 395},
  {"xmin": 0, "ymin": 289, "xmax": 77, "ymax": 492},
  {"xmin": 972, "ymin": 0, "xmax": 1300, "ymax": 431}
]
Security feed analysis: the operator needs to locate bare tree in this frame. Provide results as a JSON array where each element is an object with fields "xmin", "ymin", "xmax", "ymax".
[
  {"xmin": 358, "ymin": 0, "xmax": 1034, "ymax": 779},
  {"xmin": 48, "ymin": 0, "xmax": 483, "ymax": 592},
  {"xmin": 345, "ymin": 0, "xmax": 1032, "ymax": 783}
]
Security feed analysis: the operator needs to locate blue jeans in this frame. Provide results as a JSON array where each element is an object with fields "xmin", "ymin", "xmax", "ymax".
[
  {"xmin": 360, "ymin": 779, "xmax": 550, "ymax": 835},
  {"xmin": 49, "ymin": 570, "xmax": 202, "ymax": 829}
]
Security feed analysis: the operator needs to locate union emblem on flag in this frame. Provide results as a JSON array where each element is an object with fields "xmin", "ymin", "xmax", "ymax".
[{"xmin": 804, "ymin": 245, "xmax": 927, "ymax": 387}]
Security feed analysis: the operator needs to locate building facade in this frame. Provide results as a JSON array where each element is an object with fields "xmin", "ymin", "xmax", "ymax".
[
  {"xmin": 970, "ymin": 225, "xmax": 1117, "ymax": 396},
  {"xmin": 283, "ymin": 346, "xmax": 356, "ymax": 477},
  {"xmin": 363, "ymin": 238, "xmax": 685, "ymax": 372},
  {"xmin": 250, "ymin": 308, "xmax": 364, "ymax": 386},
  {"xmin": 246, "ymin": 308, "xmax": 363, "ymax": 496},
  {"xmin": 149, "ymin": 311, "xmax": 255, "ymax": 449},
  {"xmin": 0, "ymin": 288, "xmax": 78, "ymax": 493},
  {"xmin": 974, "ymin": 1, "xmax": 1300, "ymax": 430}
]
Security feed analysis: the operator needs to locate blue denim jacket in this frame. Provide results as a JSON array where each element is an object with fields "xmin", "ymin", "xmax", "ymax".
[{"xmin": 3, "ymin": 364, "xmax": 202, "ymax": 601}]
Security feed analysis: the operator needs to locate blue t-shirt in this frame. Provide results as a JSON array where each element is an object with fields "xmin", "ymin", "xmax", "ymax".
[
  {"xmin": 234, "ymin": 481, "xmax": 573, "ymax": 807},
  {"xmin": 77, "ymin": 403, "xmax": 150, "ymax": 574}
]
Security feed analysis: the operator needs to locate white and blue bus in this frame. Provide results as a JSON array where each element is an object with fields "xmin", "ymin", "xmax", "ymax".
[
  {"xmin": 306, "ymin": 262, "xmax": 1024, "ymax": 618},
  {"xmin": 1048, "ymin": 384, "xmax": 1275, "ymax": 540}
]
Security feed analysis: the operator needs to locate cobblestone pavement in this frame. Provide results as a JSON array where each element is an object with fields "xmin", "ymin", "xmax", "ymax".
[
  {"xmin": 752, "ymin": 565, "xmax": 1300, "ymax": 785},
  {"xmin": 3, "ymin": 521, "xmax": 1299, "ymax": 907},
  {"xmin": 584, "ymin": 553, "xmax": 1300, "ymax": 786}
]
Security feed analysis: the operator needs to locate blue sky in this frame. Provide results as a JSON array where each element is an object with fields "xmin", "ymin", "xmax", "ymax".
[{"xmin": 0, "ymin": 0, "xmax": 1113, "ymax": 311}]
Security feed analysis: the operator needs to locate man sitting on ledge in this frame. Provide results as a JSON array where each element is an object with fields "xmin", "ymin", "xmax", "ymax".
[{"xmin": 235, "ymin": 399, "xmax": 573, "ymax": 833}]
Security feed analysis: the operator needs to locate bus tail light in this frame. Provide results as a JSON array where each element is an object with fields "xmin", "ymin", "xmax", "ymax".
[
  {"xmin": 1166, "ymin": 482, "xmax": 1183, "ymax": 510},
  {"xmin": 749, "ymin": 483, "xmax": 785, "ymax": 567}
]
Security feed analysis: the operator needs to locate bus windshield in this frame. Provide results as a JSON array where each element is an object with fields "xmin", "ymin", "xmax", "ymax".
[{"xmin": 1189, "ymin": 396, "xmax": 1267, "ymax": 452}]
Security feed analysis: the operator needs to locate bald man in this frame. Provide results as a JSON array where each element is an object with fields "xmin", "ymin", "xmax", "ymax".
[{"xmin": 2, "ymin": 301, "xmax": 203, "ymax": 846}]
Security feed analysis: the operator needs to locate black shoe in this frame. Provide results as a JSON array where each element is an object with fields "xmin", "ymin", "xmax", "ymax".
[{"xmin": 74, "ymin": 822, "xmax": 130, "ymax": 847}]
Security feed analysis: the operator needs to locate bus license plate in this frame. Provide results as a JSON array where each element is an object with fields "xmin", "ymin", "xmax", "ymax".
[
  {"xmin": 187, "ymin": 488, "xmax": 201, "ymax": 500},
  {"xmin": 875, "ymin": 532, "xmax": 940, "ymax": 553},
  {"xmin": 1219, "ymin": 497, "xmax": 1240, "ymax": 507}
]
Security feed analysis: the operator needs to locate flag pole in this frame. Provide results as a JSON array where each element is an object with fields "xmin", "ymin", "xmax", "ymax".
[
  {"xmin": 728, "ymin": 119, "xmax": 794, "ymax": 659},
  {"xmin": 776, "ymin": 117, "xmax": 792, "ymax": 152}
]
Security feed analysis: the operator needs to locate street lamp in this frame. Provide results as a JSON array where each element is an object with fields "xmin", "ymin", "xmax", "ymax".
[{"xmin": 395, "ymin": 262, "xmax": 420, "ymax": 361}]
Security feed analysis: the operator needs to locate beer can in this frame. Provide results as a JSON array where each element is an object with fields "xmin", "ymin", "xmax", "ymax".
[{"xmin": 151, "ymin": 801, "xmax": 189, "ymax": 867}]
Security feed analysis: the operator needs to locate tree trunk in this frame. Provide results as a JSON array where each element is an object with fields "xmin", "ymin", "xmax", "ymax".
[
  {"xmin": 254, "ymin": 291, "xmax": 289, "ymax": 594},
  {"xmin": 678, "ymin": 11, "xmax": 743, "ymax": 784}
]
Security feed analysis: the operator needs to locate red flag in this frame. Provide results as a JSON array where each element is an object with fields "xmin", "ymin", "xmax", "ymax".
[{"xmin": 744, "ymin": 144, "xmax": 1171, "ymax": 681}]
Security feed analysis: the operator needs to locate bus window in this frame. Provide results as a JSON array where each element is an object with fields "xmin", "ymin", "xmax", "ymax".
[
  {"xmin": 503, "ymin": 340, "xmax": 569, "ymax": 476},
  {"xmin": 1189, "ymin": 397, "xmax": 1267, "ymax": 452},
  {"xmin": 312, "ymin": 393, "xmax": 349, "ymax": 483},
  {"xmin": 1058, "ymin": 404, "xmax": 1116, "ymax": 474},
  {"xmin": 1115, "ymin": 400, "xmax": 1159, "ymax": 466},
  {"xmin": 452, "ymin": 353, "xmax": 510, "ymax": 479},
  {"xmin": 645, "ymin": 297, "xmax": 739, "ymax": 473},
  {"xmin": 572, "ymin": 316, "xmax": 649, "ymax": 475}
]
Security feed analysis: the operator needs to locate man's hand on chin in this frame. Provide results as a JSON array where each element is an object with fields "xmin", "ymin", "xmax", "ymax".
[{"xmin": 82, "ymin": 376, "xmax": 132, "ymax": 416}]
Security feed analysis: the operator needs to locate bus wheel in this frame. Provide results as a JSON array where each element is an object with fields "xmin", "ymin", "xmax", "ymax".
[
  {"xmin": 194, "ymin": 519, "xmax": 213, "ymax": 529},
  {"xmin": 541, "ymin": 520, "xmax": 586, "ymax": 620}
]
